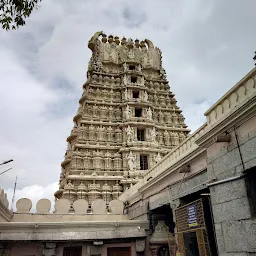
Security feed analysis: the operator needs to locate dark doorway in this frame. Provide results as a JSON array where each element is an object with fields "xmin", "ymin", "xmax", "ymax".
[
  {"xmin": 140, "ymin": 155, "xmax": 148, "ymax": 170},
  {"xmin": 135, "ymin": 108, "xmax": 142, "ymax": 117},
  {"xmin": 63, "ymin": 246, "xmax": 82, "ymax": 256},
  {"xmin": 131, "ymin": 76, "xmax": 137, "ymax": 83},
  {"xmin": 133, "ymin": 90, "xmax": 139, "ymax": 99},
  {"xmin": 137, "ymin": 129, "xmax": 145, "ymax": 141},
  {"xmin": 183, "ymin": 232, "xmax": 199, "ymax": 256},
  {"xmin": 179, "ymin": 188, "xmax": 218, "ymax": 256},
  {"xmin": 107, "ymin": 247, "xmax": 131, "ymax": 256}
]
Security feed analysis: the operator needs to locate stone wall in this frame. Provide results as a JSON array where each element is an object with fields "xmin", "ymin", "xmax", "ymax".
[
  {"xmin": 207, "ymin": 117, "xmax": 256, "ymax": 255},
  {"xmin": 127, "ymin": 199, "xmax": 148, "ymax": 220}
]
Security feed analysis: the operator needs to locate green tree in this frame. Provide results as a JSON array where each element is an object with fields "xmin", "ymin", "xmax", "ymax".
[{"xmin": 0, "ymin": 0, "xmax": 42, "ymax": 30}]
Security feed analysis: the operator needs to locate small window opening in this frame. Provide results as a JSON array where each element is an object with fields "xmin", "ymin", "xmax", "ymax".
[
  {"xmin": 129, "ymin": 65, "xmax": 136, "ymax": 70},
  {"xmin": 63, "ymin": 246, "xmax": 82, "ymax": 256},
  {"xmin": 135, "ymin": 108, "xmax": 142, "ymax": 117},
  {"xmin": 140, "ymin": 155, "xmax": 148, "ymax": 170},
  {"xmin": 137, "ymin": 129, "xmax": 145, "ymax": 141},
  {"xmin": 131, "ymin": 76, "xmax": 137, "ymax": 83},
  {"xmin": 133, "ymin": 91, "xmax": 139, "ymax": 99},
  {"xmin": 246, "ymin": 167, "xmax": 256, "ymax": 217}
]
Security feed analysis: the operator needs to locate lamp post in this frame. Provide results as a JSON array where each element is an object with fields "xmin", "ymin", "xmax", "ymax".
[
  {"xmin": 0, "ymin": 159, "xmax": 13, "ymax": 166},
  {"xmin": 0, "ymin": 159, "xmax": 13, "ymax": 176}
]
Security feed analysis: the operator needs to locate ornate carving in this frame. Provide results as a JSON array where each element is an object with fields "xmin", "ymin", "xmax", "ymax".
[
  {"xmin": 124, "ymin": 88, "xmax": 129, "ymax": 100},
  {"xmin": 125, "ymin": 125, "xmax": 134, "ymax": 143},
  {"xmin": 154, "ymin": 152, "xmax": 162, "ymax": 163},
  {"xmin": 164, "ymin": 130, "xmax": 170, "ymax": 146},
  {"xmin": 125, "ymin": 105, "xmax": 131, "ymax": 119},
  {"xmin": 145, "ymin": 39, "xmax": 154, "ymax": 49},
  {"xmin": 88, "ymin": 31, "xmax": 103, "ymax": 50},
  {"xmin": 57, "ymin": 32, "xmax": 189, "ymax": 200},
  {"xmin": 147, "ymin": 107, "xmax": 153, "ymax": 120},
  {"xmin": 127, "ymin": 151, "xmax": 136, "ymax": 171},
  {"xmin": 143, "ymin": 91, "xmax": 148, "ymax": 101},
  {"xmin": 150, "ymin": 127, "xmax": 157, "ymax": 144}
]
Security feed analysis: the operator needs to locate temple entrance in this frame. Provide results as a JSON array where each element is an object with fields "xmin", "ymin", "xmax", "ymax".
[
  {"xmin": 183, "ymin": 231, "xmax": 199, "ymax": 256},
  {"xmin": 175, "ymin": 189, "xmax": 218, "ymax": 256},
  {"xmin": 107, "ymin": 247, "xmax": 131, "ymax": 256}
]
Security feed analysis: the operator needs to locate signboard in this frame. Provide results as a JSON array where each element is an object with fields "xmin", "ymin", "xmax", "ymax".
[{"xmin": 187, "ymin": 204, "xmax": 198, "ymax": 228}]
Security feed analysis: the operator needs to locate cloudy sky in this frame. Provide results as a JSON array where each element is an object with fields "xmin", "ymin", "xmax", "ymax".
[{"xmin": 0, "ymin": 0, "xmax": 255, "ymax": 210}]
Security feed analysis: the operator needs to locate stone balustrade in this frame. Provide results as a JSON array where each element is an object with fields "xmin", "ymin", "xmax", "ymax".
[
  {"xmin": 14, "ymin": 198, "xmax": 124, "ymax": 215},
  {"xmin": 205, "ymin": 68, "xmax": 256, "ymax": 127}
]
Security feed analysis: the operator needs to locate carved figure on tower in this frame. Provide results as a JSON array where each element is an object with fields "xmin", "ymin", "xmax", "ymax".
[
  {"xmin": 154, "ymin": 152, "xmax": 162, "ymax": 163},
  {"xmin": 125, "ymin": 125, "xmax": 134, "ymax": 143},
  {"xmin": 124, "ymin": 89, "xmax": 128, "ymax": 100},
  {"xmin": 147, "ymin": 107, "xmax": 153, "ymax": 120},
  {"xmin": 143, "ymin": 91, "xmax": 148, "ymax": 101},
  {"xmin": 150, "ymin": 127, "xmax": 157, "ymax": 144},
  {"xmin": 123, "ymin": 62, "xmax": 128, "ymax": 72},
  {"xmin": 125, "ymin": 105, "xmax": 131, "ymax": 119},
  {"xmin": 123, "ymin": 74, "xmax": 128, "ymax": 85},
  {"xmin": 127, "ymin": 151, "xmax": 136, "ymax": 171}
]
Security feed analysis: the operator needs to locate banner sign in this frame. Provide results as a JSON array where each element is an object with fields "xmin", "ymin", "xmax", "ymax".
[{"xmin": 187, "ymin": 204, "xmax": 198, "ymax": 228}]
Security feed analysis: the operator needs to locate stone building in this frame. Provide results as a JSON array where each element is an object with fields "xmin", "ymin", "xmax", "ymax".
[
  {"xmin": 120, "ymin": 66, "xmax": 256, "ymax": 256},
  {"xmin": 55, "ymin": 32, "xmax": 189, "ymax": 204},
  {"xmin": 0, "ymin": 32, "xmax": 255, "ymax": 256}
]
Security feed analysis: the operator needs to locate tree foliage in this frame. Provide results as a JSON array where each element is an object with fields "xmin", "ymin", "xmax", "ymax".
[{"xmin": 0, "ymin": 0, "xmax": 42, "ymax": 30}]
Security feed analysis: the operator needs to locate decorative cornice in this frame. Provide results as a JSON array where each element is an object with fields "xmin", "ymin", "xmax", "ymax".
[
  {"xmin": 128, "ymin": 191, "xmax": 143, "ymax": 206},
  {"xmin": 196, "ymin": 91, "xmax": 256, "ymax": 147},
  {"xmin": 204, "ymin": 67, "xmax": 256, "ymax": 116},
  {"xmin": 0, "ymin": 220, "xmax": 149, "ymax": 241},
  {"xmin": 67, "ymin": 175, "xmax": 124, "ymax": 181},
  {"xmin": 0, "ymin": 220, "xmax": 149, "ymax": 229}
]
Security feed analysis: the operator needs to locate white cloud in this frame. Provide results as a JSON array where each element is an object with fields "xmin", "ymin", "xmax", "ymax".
[{"xmin": 0, "ymin": 0, "xmax": 255, "ymax": 203}]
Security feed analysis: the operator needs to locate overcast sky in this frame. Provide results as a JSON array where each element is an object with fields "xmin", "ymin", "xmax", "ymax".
[{"xmin": 0, "ymin": 0, "xmax": 255, "ymax": 210}]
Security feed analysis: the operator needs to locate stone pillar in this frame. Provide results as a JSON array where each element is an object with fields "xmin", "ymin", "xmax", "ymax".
[
  {"xmin": 206, "ymin": 133, "xmax": 256, "ymax": 255},
  {"xmin": 136, "ymin": 239, "xmax": 145, "ymax": 255},
  {"xmin": 169, "ymin": 199, "xmax": 181, "ymax": 255},
  {"xmin": 90, "ymin": 244, "xmax": 102, "ymax": 255},
  {"xmin": 42, "ymin": 243, "xmax": 56, "ymax": 256}
]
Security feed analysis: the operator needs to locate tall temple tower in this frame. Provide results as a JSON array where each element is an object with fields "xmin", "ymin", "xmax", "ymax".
[{"xmin": 54, "ymin": 32, "xmax": 190, "ymax": 204}]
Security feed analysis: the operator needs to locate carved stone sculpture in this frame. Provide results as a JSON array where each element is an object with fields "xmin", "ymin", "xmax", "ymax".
[
  {"xmin": 125, "ymin": 105, "xmax": 131, "ymax": 119},
  {"xmin": 127, "ymin": 151, "xmax": 136, "ymax": 171},
  {"xmin": 147, "ymin": 107, "xmax": 153, "ymax": 120},
  {"xmin": 143, "ymin": 91, "xmax": 148, "ymax": 101},
  {"xmin": 55, "ymin": 32, "xmax": 189, "ymax": 200},
  {"xmin": 150, "ymin": 127, "xmax": 157, "ymax": 144},
  {"xmin": 125, "ymin": 125, "xmax": 134, "ymax": 143}
]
